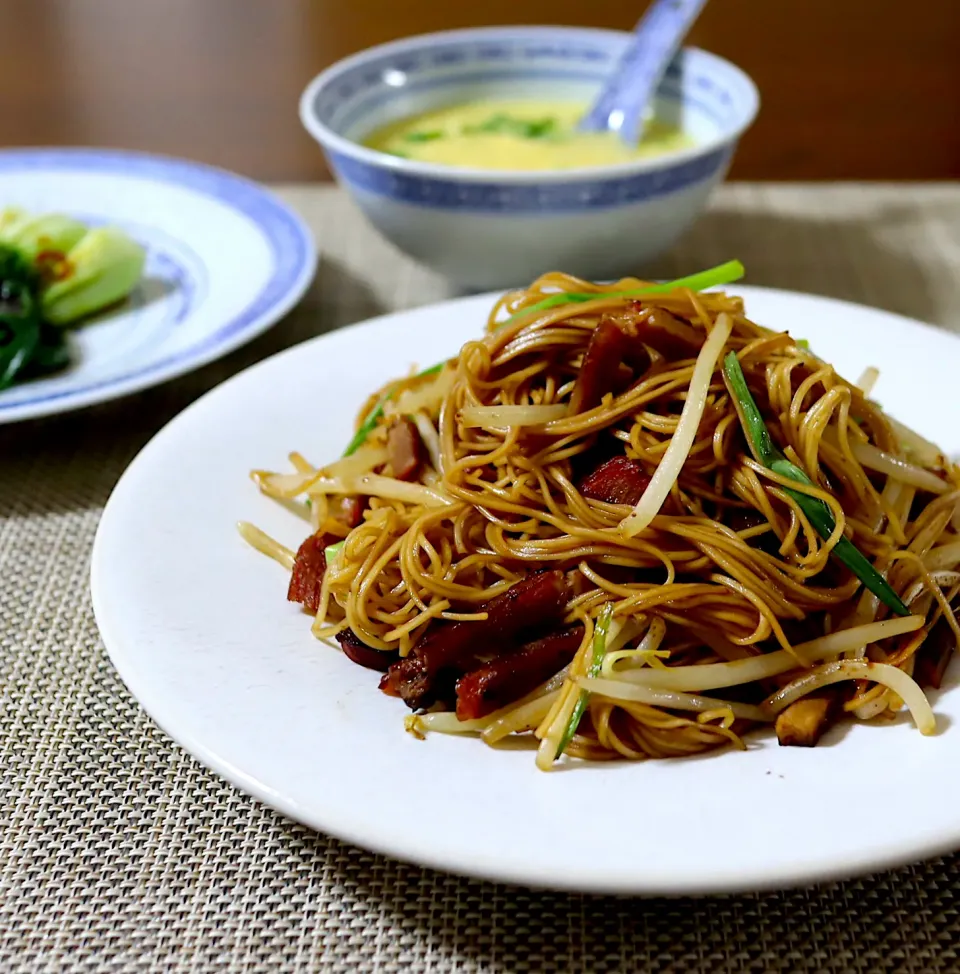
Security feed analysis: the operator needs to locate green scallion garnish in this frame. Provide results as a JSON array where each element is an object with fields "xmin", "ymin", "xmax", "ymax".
[
  {"xmin": 324, "ymin": 540, "xmax": 345, "ymax": 564},
  {"xmin": 555, "ymin": 604, "xmax": 614, "ymax": 759},
  {"xmin": 502, "ymin": 259, "xmax": 745, "ymax": 328},
  {"xmin": 342, "ymin": 362, "xmax": 445, "ymax": 457},
  {"xmin": 402, "ymin": 131, "xmax": 444, "ymax": 143},
  {"xmin": 722, "ymin": 350, "xmax": 909, "ymax": 616}
]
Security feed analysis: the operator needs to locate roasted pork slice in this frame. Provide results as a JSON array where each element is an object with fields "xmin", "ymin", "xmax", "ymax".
[
  {"xmin": 569, "ymin": 319, "xmax": 631, "ymax": 414},
  {"xmin": 579, "ymin": 455, "xmax": 651, "ymax": 506},
  {"xmin": 455, "ymin": 625, "xmax": 584, "ymax": 720},
  {"xmin": 287, "ymin": 532, "xmax": 337, "ymax": 614},
  {"xmin": 381, "ymin": 570, "xmax": 569, "ymax": 710},
  {"xmin": 336, "ymin": 629, "xmax": 398, "ymax": 672},
  {"xmin": 387, "ymin": 416, "xmax": 425, "ymax": 481}
]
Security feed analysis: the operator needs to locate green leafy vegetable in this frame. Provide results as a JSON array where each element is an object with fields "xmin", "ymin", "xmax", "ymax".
[
  {"xmin": 22, "ymin": 321, "xmax": 70, "ymax": 378},
  {"xmin": 1, "ymin": 212, "xmax": 87, "ymax": 263},
  {"xmin": 722, "ymin": 350, "xmax": 909, "ymax": 616},
  {"xmin": 0, "ymin": 280, "xmax": 70, "ymax": 387},
  {"xmin": 0, "ymin": 276, "xmax": 42, "ymax": 391},
  {"xmin": 555, "ymin": 603, "xmax": 614, "ymax": 760},
  {"xmin": 0, "ymin": 239, "xmax": 37, "ymax": 292},
  {"xmin": 0, "ymin": 208, "xmax": 32, "ymax": 245},
  {"xmin": 0, "ymin": 207, "xmax": 24, "ymax": 234},
  {"xmin": 0, "ymin": 245, "xmax": 45, "ymax": 390},
  {"xmin": 0, "ymin": 210, "xmax": 145, "ymax": 389},
  {"xmin": 41, "ymin": 227, "xmax": 145, "ymax": 326}
]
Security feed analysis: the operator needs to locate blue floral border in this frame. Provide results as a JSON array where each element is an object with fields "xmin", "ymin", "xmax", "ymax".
[
  {"xmin": 0, "ymin": 149, "xmax": 315, "ymax": 414},
  {"xmin": 329, "ymin": 145, "xmax": 730, "ymax": 212}
]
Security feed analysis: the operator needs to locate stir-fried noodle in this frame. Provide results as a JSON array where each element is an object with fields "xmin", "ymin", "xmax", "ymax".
[{"xmin": 242, "ymin": 266, "xmax": 960, "ymax": 770}]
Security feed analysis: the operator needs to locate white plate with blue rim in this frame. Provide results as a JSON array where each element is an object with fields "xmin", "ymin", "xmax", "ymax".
[
  {"xmin": 0, "ymin": 148, "xmax": 316, "ymax": 424},
  {"xmin": 92, "ymin": 284, "xmax": 960, "ymax": 895}
]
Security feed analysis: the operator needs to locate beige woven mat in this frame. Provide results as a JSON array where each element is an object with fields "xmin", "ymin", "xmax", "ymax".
[{"xmin": 3, "ymin": 184, "xmax": 960, "ymax": 973}]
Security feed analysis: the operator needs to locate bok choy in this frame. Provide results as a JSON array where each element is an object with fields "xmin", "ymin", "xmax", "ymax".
[{"xmin": 0, "ymin": 208, "xmax": 145, "ymax": 390}]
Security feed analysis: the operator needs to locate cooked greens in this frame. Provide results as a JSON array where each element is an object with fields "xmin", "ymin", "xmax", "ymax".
[
  {"xmin": 41, "ymin": 227, "xmax": 145, "ymax": 326},
  {"xmin": 0, "ymin": 208, "xmax": 145, "ymax": 390}
]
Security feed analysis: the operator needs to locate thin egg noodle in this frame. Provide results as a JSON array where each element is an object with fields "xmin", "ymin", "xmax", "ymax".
[{"xmin": 242, "ymin": 271, "xmax": 960, "ymax": 770}]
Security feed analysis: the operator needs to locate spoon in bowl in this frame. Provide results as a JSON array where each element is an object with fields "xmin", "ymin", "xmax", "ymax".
[{"xmin": 579, "ymin": 0, "xmax": 709, "ymax": 146}]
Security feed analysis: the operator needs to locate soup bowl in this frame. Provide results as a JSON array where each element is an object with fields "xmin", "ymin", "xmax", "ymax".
[{"xmin": 300, "ymin": 26, "xmax": 759, "ymax": 290}]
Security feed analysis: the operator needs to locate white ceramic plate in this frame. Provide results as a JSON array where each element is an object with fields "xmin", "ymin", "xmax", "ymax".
[
  {"xmin": 0, "ymin": 148, "xmax": 316, "ymax": 423},
  {"xmin": 92, "ymin": 287, "xmax": 960, "ymax": 894}
]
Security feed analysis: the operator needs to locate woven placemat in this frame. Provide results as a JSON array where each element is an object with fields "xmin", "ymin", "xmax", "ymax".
[{"xmin": 3, "ymin": 184, "xmax": 960, "ymax": 973}]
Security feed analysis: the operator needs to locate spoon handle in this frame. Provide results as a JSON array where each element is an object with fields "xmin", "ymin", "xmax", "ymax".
[{"xmin": 580, "ymin": 0, "xmax": 709, "ymax": 145}]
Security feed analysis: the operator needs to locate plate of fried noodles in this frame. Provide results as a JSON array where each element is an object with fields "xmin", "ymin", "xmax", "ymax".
[{"xmin": 93, "ymin": 261, "xmax": 960, "ymax": 893}]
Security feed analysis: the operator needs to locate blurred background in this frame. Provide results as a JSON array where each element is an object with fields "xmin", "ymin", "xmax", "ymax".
[{"xmin": 3, "ymin": 0, "xmax": 958, "ymax": 182}]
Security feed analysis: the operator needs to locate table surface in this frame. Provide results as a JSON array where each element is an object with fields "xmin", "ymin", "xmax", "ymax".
[{"xmin": 4, "ymin": 183, "xmax": 960, "ymax": 973}]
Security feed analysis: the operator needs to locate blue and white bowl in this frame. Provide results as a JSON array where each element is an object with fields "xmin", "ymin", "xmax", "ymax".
[{"xmin": 300, "ymin": 26, "xmax": 759, "ymax": 290}]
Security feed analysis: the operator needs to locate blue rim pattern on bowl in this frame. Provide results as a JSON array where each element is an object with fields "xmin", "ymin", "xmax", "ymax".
[
  {"xmin": 301, "ymin": 28, "xmax": 758, "ymax": 215},
  {"xmin": 0, "ymin": 148, "xmax": 315, "ymax": 416},
  {"xmin": 326, "ymin": 145, "xmax": 732, "ymax": 212}
]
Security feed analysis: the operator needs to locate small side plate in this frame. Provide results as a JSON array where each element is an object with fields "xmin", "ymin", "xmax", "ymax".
[{"xmin": 0, "ymin": 148, "xmax": 316, "ymax": 423}]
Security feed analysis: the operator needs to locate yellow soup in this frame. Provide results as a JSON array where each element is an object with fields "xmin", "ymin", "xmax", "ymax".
[{"xmin": 364, "ymin": 100, "xmax": 694, "ymax": 171}]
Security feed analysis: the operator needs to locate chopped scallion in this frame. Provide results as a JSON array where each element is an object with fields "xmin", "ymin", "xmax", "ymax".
[
  {"xmin": 342, "ymin": 361, "xmax": 446, "ymax": 457},
  {"xmin": 502, "ymin": 259, "xmax": 745, "ymax": 328},
  {"xmin": 555, "ymin": 604, "xmax": 614, "ymax": 759},
  {"xmin": 722, "ymin": 350, "xmax": 909, "ymax": 616},
  {"xmin": 402, "ymin": 131, "xmax": 444, "ymax": 143}
]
